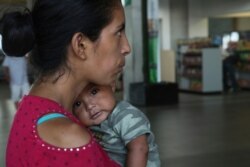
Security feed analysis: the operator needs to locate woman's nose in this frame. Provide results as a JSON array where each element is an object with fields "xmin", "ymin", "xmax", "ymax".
[{"xmin": 121, "ymin": 35, "xmax": 131, "ymax": 56}]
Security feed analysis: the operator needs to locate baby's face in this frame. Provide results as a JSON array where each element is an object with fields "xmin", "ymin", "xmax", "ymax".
[{"xmin": 73, "ymin": 83, "xmax": 116, "ymax": 126}]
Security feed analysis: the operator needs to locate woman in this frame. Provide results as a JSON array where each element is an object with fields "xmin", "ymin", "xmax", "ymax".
[{"xmin": 6, "ymin": 0, "xmax": 130, "ymax": 166}]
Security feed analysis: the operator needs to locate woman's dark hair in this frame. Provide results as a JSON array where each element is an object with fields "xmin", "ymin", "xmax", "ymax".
[
  {"xmin": 1, "ymin": 10, "xmax": 34, "ymax": 57},
  {"xmin": 30, "ymin": 0, "xmax": 121, "ymax": 77}
]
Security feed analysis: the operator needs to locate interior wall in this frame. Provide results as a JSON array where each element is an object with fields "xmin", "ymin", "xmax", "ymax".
[
  {"xmin": 209, "ymin": 18, "xmax": 234, "ymax": 37},
  {"xmin": 188, "ymin": 0, "xmax": 208, "ymax": 38},
  {"xmin": 203, "ymin": 0, "xmax": 250, "ymax": 17},
  {"xmin": 169, "ymin": 0, "xmax": 188, "ymax": 51},
  {"xmin": 158, "ymin": 0, "xmax": 188, "ymax": 51},
  {"xmin": 187, "ymin": 0, "xmax": 250, "ymax": 38},
  {"xmin": 159, "ymin": 0, "xmax": 171, "ymax": 50},
  {"xmin": 236, "ymin": 18, "xmax": 250, "ymax": 31},
  {"xmin": 209, "ymin": 17, "xmax": 250, "ymax": 37}
]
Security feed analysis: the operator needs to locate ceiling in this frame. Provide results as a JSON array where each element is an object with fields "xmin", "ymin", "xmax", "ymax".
[{"xmin": 219, "ymin": 11, "xmax": 250, "ymax": 18}]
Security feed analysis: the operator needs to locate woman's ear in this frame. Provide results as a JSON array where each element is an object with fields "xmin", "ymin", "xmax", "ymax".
[{"xmin": 71, "ymin": 32, "xmax": 87, "ymax": 60}]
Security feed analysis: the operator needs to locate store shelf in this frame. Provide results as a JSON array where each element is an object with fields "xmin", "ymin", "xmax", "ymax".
[
  {"xmin": 236, "ymin": 50, "xmax": 250, "ymax": 89},
  {"xmin": 178, "ymin": 47, "xmax": 222, "ymax": 93}
]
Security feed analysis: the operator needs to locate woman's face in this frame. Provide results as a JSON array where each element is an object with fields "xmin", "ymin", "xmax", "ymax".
[{"xmin": 86, "ymin": 4, "xmax": 131, "ymax": 85}]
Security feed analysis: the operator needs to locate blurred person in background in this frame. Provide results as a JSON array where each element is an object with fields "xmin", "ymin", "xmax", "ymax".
[
  {"xmin": 223, "ymin": 42, "xmax": 240, "ymax": 93},
  {"xmin": 1, "ymin": 11, "xmax": 34, "ymax": 108}
]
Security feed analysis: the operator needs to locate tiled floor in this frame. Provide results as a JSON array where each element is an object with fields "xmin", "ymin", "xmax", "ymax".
[
  {"xmin": 143, "ymin": 92, "xmax": 250, "ymax": 167},
  {"xmin": 1, "ymin": 81, "xmax": 250, "ymax": 167},
  {"xmin": 0, "ymin": 82, "xmax": 15, "ymax": 166}
]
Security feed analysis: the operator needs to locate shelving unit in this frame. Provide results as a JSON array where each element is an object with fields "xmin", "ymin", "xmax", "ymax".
[
  {"xmin": 236, "ymin": 50, "xmax": 250, "ymax": 89},
  {"xmin": 178, "ymin": 47, "xmax": 223, "ymax": 93}
]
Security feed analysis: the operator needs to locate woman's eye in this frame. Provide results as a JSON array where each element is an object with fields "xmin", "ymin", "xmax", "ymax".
[{"xmin": 117, "ymin": 31, "xmax": 122, "ymax": 37}]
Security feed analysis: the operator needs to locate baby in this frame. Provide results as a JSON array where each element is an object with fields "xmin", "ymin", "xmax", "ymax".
[{"xmin": 73, "ymin": 83, "xmax": 161, "ymax": 167}]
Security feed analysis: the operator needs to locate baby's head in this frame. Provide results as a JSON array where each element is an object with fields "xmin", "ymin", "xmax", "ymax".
[{"xmin": 73, "ymin": 83, "xmax": 116, "ymax": 126}]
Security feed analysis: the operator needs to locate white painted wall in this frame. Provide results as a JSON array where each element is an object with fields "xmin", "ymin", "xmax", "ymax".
[
  {"xmin": 169, "ymin": 0, "xmax": 188, "ymax": 51},
  {"xmin": 188, "ymin": 0, "xmax": 208, "ymax": 38}
]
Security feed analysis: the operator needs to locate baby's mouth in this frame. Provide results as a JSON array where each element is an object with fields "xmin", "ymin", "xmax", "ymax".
[{"xmin": 90, "ymin": 111, "xmax": 102, "ymax": 120}]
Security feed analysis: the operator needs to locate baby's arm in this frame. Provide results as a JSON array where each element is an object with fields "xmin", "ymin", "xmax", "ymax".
[{"xmin": 126, "ymin": 134, "xmax": 148, "ymax": 167}]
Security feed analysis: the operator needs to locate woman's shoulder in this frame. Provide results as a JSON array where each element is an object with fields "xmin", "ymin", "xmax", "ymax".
[
  {"xmin": 21, "ymin": 95, "xmax": 93, "ymax": 148},
  {"xmin": 37, "ymin": 117, "xmax": 92, "ymax": 148}
]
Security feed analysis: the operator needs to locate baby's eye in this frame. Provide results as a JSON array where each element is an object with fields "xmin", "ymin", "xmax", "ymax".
[{"xmin": 74, "ymin": 101, "xmax": 81, "ymax": 108}]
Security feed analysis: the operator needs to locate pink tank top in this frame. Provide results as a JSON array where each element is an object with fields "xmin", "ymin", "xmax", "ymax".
[{"xmin": 6, "ymin": 95, "xmax": 120, "ymax": 167}]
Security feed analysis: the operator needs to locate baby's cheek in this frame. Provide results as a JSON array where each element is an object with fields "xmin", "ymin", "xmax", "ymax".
[{"xmin": 73, "ymin": 108, "xmax": 81, "ymax": 117}]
